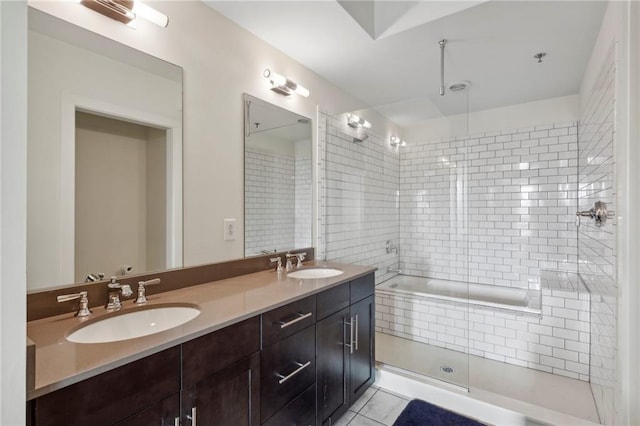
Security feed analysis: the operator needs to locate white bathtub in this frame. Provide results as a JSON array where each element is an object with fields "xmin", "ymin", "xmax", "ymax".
[{"xmin": 376, "ymin": 275, "xmax": 541, "ymax": 315}]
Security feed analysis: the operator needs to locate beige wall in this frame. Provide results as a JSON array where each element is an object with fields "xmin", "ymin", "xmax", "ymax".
[
  {"xmin": 75, "ymin": 112, "xmax": 166, "ymax": 281},
  {"xmin": 146, "ymin": 127, "xmax": 167, "ymax": 273},
  {"xmin": 28, "ymin": 1, "xmax": 402, "ymax": 271}
]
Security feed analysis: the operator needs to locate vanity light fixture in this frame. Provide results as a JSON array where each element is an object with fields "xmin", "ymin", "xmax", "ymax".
[
  {"xmin": 390, "ymin": 136, "xmax": 407, "ymax": 147},
  {"xmin": 263, "ymin": 69, "xmax": 310, "ymax": 98},
  {"xmin": 78, "ymin": 0, "xmax": 169, "ymax": 28},
  {"xmin": 346, "ymin": 113, "xmax": 372, "ymax": 129}
]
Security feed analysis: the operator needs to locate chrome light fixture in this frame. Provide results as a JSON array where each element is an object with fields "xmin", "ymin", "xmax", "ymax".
[
  {"xmin": 390, "ymin": 136, "xmax": 406, "ymax": 147},
  {"xmin": 263, "ymin": 69, "xmax": 310, "ymax": 98},
  {"xmin": 346, "ymin": 113, "xmax": 372, "ymax": 129},
  {"xmin": 78, "ymin": 0, "xmax": 169, "ymax": 28}
]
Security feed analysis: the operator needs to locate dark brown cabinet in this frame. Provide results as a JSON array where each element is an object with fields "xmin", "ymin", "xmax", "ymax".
[
  {"xmin": 316, "ymin": 307, "xmax": 350, "ymax": 424},
  {"xmin": 29, "ymin": 271, "xmax": 375, "ymax": 426},
  {"xmin": 114, "ymin": 394, "xmax": 180, "ymax": 426},
  {"xmin": 349, "ymin": 295, "xmax": 375, "ymax": 401},
  {"xmin": 32, "ymin": 346, "xmax": 181, "ymax": 426},
  {"xmin": 316, "ymin": 274, "xmax": 375, "ymax": 426},
  {"xmin": 182, "ymin": 317, "xmax": 260, "ymax": 426},
  {"xmin": 183, "ymin": 353, "xmax": 260, "ymax": 426}
]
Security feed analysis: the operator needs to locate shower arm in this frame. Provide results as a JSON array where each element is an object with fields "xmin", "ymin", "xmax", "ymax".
[{"xmin": 439, "ymin": 39, "xmax": 447, "ymax": 96}]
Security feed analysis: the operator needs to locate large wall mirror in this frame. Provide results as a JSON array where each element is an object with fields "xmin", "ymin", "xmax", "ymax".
[
  {"xmin": 243, "ymin": 94, "xmax": 312, "ymax": 257},
  {"xmin": 27, "ymin": 9, "xmax": 183, "ymax": 291}
]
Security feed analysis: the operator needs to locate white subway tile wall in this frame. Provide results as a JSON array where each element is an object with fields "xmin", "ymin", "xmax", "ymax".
[
  {"xmin": 319, "ymin": 112, "xmax": 590, "ymax": 383},
  {"xmin": 375, "ymin": 271, "xmax": 590, "ymax": 381},
  {"xmin": 245, "ymin": 147, "xmax": 311, "ymax": 255},
  {"xmin": 318, "ymin": 112, "xmax": 400, "ymax": 284},
  {"xmin": 400, "ymin": 123, "xmax": 579, "ymax": 288},
  {"xmin": 578, "ymin": 43, "xmax": 616, "ymax": 424},
  {"xmin": 295, "ymin": 150, "xmax": 313, "ymax": 248}
]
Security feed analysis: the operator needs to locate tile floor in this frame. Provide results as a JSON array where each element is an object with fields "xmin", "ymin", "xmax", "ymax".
[{"xmin": 333, "ymin": 386, "xmax": 410, "ymax": 426}]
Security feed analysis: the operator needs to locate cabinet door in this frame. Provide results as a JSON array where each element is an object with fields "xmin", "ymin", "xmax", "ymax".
[
  {"xmin": 349, "ymin": 295, "xmax": 375, "ymax": 403},
  {"xmin": 114, "ymin": 393, "xmax": 180, "ymax": 426},
  {"xmin": 33, "ymin": 346, "xmax": 180, "ymax": 426},
  {"xmin": 316, "ymin": 307, "xmax": 350, "ymax": 425},
  {"xmin": 183, "ymin": 353, "xmax": 260, "ymax": 426}
]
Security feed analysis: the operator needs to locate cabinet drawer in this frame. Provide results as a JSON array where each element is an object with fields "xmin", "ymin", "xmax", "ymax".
[
  {"xmin": 261, "ymin": 325, "xmax": 316, "ymax": 423},
  {"xmin": 350, "ymin": 273, "xmax": 374, "ymax": 304},
  {"xmin": 316, "ymin": 283, "xmax": 349, "ymax": 320},
  {"xmin": 182, "ymin": 316, "xmax": 259, "ymax": 386},
  {"xmin": 263, "ymin": 384, "xmax": 316, "ymax": 426},
  {"xmin": 262, "ymin": 295, "xmax": 316, "ymax": 346}
]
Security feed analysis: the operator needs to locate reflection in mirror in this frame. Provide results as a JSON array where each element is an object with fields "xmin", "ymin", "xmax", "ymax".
[
  {"xmin": 74, "ymin": 112, "xmax": 168, "ymax": 282},
  {"xmin": 243, "ymin": 94, "xmax": 312, "ymax": 257},
  {"xmin": 27, "ymin": 9, "xmax": 183, "ymax": 291}
]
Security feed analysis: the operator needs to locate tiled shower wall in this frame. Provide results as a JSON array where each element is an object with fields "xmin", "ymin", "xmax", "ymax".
[
  {"xmin": 578, "ymin": 43, "xmax": 616, "ymax": 425},
  {"xmin": 400, "ymin": 123, "xmax": 579, "ymax": 290},
  {"xmin": 318, "ymin": 112, "xmax": 399, "ymax": 284},
  {"xmin": 245, "ymin": 146, "xmax": 311, "ymax": 255},
  {"xmin": 295, "ymin": 148, "xmax": 312, "ymax": 248}
]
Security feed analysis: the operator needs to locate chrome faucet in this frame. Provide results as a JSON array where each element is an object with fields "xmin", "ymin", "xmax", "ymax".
[
  {"xmin": 85, "ymin": 273, "xmax": 105, "ymax": 283},
  {"xmin": 285, "ymin": 252, "xmax": 306, "ymax": 269},
  {"xmin": 285, "ymin": 253, "xmax": 295, "ymax": 271},
  {"xmin": 270, "ymin": 257, "xmax": 283, "ymax": 273},
  {"xmin": 134, "ymin": 278, "xmax": 161, "ymax": 304},
  {"xmin": 57, "ymin": 291, "xmax": 92, "ymax": 317},
  {"xmin": 105, "ymin": 276, "xmax": 133, "ymax": 311}
]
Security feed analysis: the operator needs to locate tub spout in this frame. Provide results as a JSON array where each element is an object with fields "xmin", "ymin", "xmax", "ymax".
[{"xmin": 387, "ymin": 267, "xmax": 402, "ymax": 274}]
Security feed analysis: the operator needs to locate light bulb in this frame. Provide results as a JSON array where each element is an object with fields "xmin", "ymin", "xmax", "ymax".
[
  {"xmin": 295, "ymin": 85, "xmax": 310, "ymax": 98},
  {"xmin": 132, "ymin": 1, "xmax": 168, "ymax": 28},
  {"xmin": 264, "ymin": 69, "xmax": 287, "ymax": 87}
]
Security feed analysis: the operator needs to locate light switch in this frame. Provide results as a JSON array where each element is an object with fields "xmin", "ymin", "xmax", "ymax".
[{"xmin": 224, "ymin": 219, "xmax": 236, "ymax": 241}]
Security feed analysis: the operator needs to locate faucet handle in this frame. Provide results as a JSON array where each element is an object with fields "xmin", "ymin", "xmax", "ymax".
[
  {"xmin": 270, "ymin": 257, "xmax": 283, "ymax": 273},
  {"xmin": 108, "ymin": 276, "xmax": 133, "ymax": 297},
  {"xmin": 295, "ymin": 253, "xmax": 306, "ymax": 268},
  {"xmin": 135, "ymin": 278, "xmax": 161, "ymax": 304},
  {"xmin": 57, "ymin": 291, "xmax": 92, "ymax": 317}
]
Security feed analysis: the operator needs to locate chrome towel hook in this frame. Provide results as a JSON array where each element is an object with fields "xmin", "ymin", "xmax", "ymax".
[{"xmin": 576, "ymin": 201, "xmax": 610, "ymax": 227}]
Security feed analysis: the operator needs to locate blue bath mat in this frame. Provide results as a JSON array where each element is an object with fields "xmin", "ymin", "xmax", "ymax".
[{"xmin": 393, "ymin": 399, "xmax": 485, "ymax": 426}]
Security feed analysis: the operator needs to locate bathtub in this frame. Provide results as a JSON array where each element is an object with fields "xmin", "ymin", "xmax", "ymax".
[{"xmin": 376, "ymin": 275, "xmax": 541, "ymax": 315}]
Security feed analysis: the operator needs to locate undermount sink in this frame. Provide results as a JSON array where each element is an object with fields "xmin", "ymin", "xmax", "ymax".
[
  {"xmin": 287, "ymin": 268, "xmax": 343, "ymax": 279},
  {"xmin": 66, "ymin": 304, "xmax": 200, "ymax": 344}
]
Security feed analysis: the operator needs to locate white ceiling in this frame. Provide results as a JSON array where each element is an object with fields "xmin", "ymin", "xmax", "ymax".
[{"xmin": 205, "ymin": 1, "xmax": 607, "ymax": 127}]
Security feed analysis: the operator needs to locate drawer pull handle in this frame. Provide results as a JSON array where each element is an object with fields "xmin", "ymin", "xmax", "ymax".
[
  {"xmin": 279, "ymin": 312, "xmax": 312, "ymax": 329},
  {"xmin": 345, "ymin": 317, "xmax": 354, "ymax": 354},
  {"xmin": 354, "ymin": 314, "xmax": 359, "ymax": 351},
  {"xmin": 187, "ymin": 406, "xmax": 197, "ymax": 425},
  {"xmin": 276, "ymin": 360, "xmax": 311, "ymax": 384}
]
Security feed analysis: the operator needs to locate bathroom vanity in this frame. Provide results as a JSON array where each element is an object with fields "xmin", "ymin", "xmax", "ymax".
[{"xmin": 26, "ymin": 262, "xmax": 375, "ymax": 426}]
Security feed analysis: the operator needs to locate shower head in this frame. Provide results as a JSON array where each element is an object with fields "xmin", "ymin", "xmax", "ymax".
[{"xmin": 447, "ymin": 80, "xmax": 471, "ymax": 92}]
